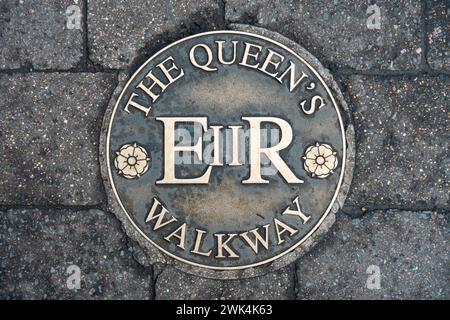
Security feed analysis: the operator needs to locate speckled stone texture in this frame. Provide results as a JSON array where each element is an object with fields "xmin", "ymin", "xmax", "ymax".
[
  {"xmin": 295, "ymin": 210, "xmax": 448, "ymax": 300},
  {"xmin": 341, "ymin": 75, "xmax": 449, "ymax": 215},
  {"xmin": 87, "ymin": 0, "xmax": 221, "ymax": 69},
  {"xmin": 0, "ymin": 0, "xmax": 84, "ymax": 70},
  {"xmin": 0, "ymin": 0, "xmax": 448, "ymax": 300},
  {"xmin": 0, "ymin": 73, "xmax": 116, "ymax": 206},
  {"xmin": 155, "ymin": 265, "xmax": 295, "ymax": 300},
  {"xmin": 0, "ymin": 209, "xmax": 152, "ymax": 299},
  {"xmin": 225, "ymin": 0, "xmax": 424, "ymax": 71},
  {"xmin": 426, "ymin": 0, "xmax": 449, "ymax": 71}
]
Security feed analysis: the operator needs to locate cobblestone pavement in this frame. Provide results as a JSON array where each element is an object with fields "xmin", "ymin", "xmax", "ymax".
[{"xmin": 0, "ymin": 0, "xmax": 448, "ymax": 299}]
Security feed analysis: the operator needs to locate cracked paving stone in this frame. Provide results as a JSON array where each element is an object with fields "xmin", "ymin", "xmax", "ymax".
[
  {"xmin": 296, "ymin": 210, "xmax": 449, "ymax": 300},
  {"xmin": 426, "ymin": 0, "xmax": 449, "ymax": 71},
  {"xmin": 226, "ymin": 0, "xmax": 423, "ymax": 71},
  {"xmin": 341, "ymin": 75, "xmax": 449, "ymax": 214},
  {"xmin": 0, "ymin": 209, "xmax": 152, "ymax": 299},
  {"xmin": 0, "ymin": 73, "xmax": 116, "ymax": 206},
  {"xmin": 155, "ymin": 265, "xmax": 294, "ymax": 300},
  {"xmin": 87, "ymin": 0, "xmax": 220, "ymax": 69},
  {"xmin": 0, "ymin": 0, "xmax": 84, "ymax": 70}
]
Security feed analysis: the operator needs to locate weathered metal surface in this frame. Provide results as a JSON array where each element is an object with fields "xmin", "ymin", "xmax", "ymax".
[{"xmin": 100, "ymin": 26, "xmax": 354, "ymax": 278}]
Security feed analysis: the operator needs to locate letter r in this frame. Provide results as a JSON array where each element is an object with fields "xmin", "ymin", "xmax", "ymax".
[{"xmin": 242, "ymin": 117, "xmax": 304, "ymax": 184}]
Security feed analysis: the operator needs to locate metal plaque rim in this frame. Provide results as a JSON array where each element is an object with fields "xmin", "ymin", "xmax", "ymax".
[{"xmin": 103, "ymin": 29, "xmax": 350, "ymax": 273}]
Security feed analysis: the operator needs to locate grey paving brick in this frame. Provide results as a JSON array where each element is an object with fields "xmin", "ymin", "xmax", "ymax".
[
  {"xmin": 0, "ymin": 209, "xmax": 152, "ymax": 299},
  {"xmin": 341, "ymin": 75, "xmax": 449, "ymax": 214},
  {"xmin": 221, "ymin": 265, "xmax": 295, "ymax": 300},
  {"xmin": 296, "ymin": 210, "xmax": 448, "ymax": 300},
  {"xmin": 0, "ymin": 0, "xmax": 84, "ymax": 70},
  {"xmin": 426, "ymin": 0, "xmax": 449, "ymax": 71},
  {"xmin": 0, "ymin": 73, "xmax": 116, "ymax": 206},
  {"xmin": 155, "ymin": 266, "xmax": 223, "ymax": 300},
  {"xmin": 87, "ymin": 0, "xmax": 220, "ymax": 69},
  {"xmin": 155, "ymin": 265, "xmax": 294, "ymax": 300},
  {"xmin": 226, "ymin": 0, "xmax": 423, "ymax": 71}
]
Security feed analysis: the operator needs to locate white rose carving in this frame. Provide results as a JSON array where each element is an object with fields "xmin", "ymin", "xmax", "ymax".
[
  {"xmin": 303, "ymin": 142, "xmax": 338, "ymax": 179},
  {"xmin": 114, "ymin": 143, "xmax": 150, "ymax": 179}
]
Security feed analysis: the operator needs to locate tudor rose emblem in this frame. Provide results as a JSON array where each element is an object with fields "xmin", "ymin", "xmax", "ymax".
[{"xmin": 103, "ymin": 30, "xmax": 350, "ymax": 273}]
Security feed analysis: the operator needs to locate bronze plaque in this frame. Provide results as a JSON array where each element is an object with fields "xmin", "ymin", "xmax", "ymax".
[{"xmin": 101, "ymin": 28, "xmax": 354, "ymax": 277}]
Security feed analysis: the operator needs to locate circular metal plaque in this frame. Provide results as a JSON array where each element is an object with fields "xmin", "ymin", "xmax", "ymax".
[{"xmin": 101, "ymin": 26, "xmax": 354, "ymax": 278}]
